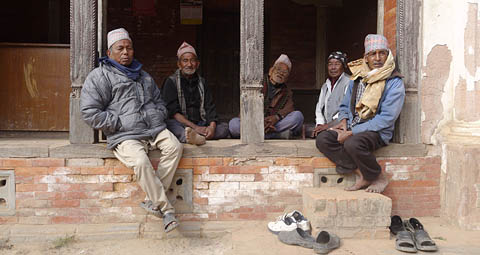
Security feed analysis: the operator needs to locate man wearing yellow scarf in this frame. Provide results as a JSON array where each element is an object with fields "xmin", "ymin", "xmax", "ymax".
[{"xmin": 316, "ymin": 34, "xmax": 405, "ymax": 193}]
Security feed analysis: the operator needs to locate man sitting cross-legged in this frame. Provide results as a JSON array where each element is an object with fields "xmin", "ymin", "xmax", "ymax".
[{"xmin": 162, "ymin": 42, "xmax": 230, "ymax": 146}]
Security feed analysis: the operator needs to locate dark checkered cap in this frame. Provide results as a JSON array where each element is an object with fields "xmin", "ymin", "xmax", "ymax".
[{"xmin": 327, "ymin": 51, "xmax": 347, "ymax": 68}]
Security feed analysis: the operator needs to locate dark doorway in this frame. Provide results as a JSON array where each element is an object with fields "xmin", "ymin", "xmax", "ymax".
[
  {"xmin": 200, "ymin": 1, "xmax": 240, "ymax": 122},
  {"xmin": 0, "ymin": 0, "xmax": 69, "ymax": 44},
  {"xmin": 326, "ymin": 0, "xmax": 378, "ymax": 61}
]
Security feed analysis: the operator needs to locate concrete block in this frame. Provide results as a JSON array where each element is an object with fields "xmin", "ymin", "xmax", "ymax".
[
  {"xmin": 0, "ymin": 170, "xmax": 15, "ymax": 216},
  {"xmin": 303, "ymin": 187, "xmax": 392, "ymax": 239},
  {"xmin": 167, "ymin": 169, "xmax": 193, "ymax": 213},
  {"xmin": 442, "ymin": 143, "xmax": 480, "ymax": 230},
  {"xmin": 313, "ymin": 168, "xmax": 355, "ymax": 188}
]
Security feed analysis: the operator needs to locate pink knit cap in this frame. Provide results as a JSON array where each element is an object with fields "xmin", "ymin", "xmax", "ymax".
[
  {"xmin": 364, "ymin": 34, "xmax": 389, "ymax": 54},
  {"xmin": 177, "ymin": 42, "xmax": 197, "ymax": 58},
  {"xmin": 274, "ymin": 54, "xmax": 292, "ymax": 70},
  {"xmin": 107, "ymin": 28, "xmax": 132, "ymax": 49}
]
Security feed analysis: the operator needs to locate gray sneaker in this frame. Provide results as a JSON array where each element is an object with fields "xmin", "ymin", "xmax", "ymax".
[
  {"xmin": 313, "ymin": 231, "xmax": 340, "ymax": 254},
  {"xmin": 278, "ymin": 228, "xmax": 315, "ymax": 249}
]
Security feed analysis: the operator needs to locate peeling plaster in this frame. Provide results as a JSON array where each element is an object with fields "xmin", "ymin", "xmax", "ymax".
[
  {"xmin": 454, "ymin": 78, "xmax": 480, "ymax": 121},
  {"xmin": 422, "ymin": 1, "xmax": 480, "ymax": 144},
  {"xmin": 421, "ymin": 45, "xmax": 451, "ymax": 144}
]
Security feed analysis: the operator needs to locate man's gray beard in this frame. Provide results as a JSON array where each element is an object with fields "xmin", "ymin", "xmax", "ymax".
[{"xmin": 182, "ymin": 68, "xmax": 196, "ymax": 76}]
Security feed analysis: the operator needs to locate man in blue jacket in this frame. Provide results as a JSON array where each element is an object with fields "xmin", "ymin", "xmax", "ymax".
[{"xmin": 316, "ymin": 34, "xmax": 405, "ymax": 193}]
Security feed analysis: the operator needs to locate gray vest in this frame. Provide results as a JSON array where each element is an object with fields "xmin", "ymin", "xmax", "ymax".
[{"xmin": 323, "ymin": 73, "xmax": 350, "ymax": 123}]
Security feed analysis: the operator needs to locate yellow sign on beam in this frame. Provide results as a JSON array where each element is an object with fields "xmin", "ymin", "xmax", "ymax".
[{"xmin": 180, "ymin": 0, "xmax": 202, "ymax": 25}]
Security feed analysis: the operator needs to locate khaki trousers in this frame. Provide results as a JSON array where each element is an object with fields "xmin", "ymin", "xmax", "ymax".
[{"xmin": 114, "ymin": 129, "xmax": 183, "ymax": 214}]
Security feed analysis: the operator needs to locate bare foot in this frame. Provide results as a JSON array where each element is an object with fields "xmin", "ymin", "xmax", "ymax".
[
  {"xmin": 185, "ymin": 127, "xmax": 206, "ymax": 145},
  {"xmin": 345, "ymin": 169, "xmax": 371, "ymax": 191},
  {"xmin": 365, "ymin": 172, "xmax": 389, "ymax": 193}
]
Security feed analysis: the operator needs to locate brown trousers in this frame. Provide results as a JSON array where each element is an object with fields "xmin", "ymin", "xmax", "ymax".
[{"xmin": 316, "ymin": 130, "xmax": 385, "ymax": 181}]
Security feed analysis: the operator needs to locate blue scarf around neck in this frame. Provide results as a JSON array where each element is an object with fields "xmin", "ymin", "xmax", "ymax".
[{"xmin": 99, "ymin": 57, "xmax": 143, "ymax": 81}]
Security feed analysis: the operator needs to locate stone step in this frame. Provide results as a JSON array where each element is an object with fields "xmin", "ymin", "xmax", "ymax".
[{"xmin": 302, "ymin": 187, "xmax": 392, "ymax": 239}]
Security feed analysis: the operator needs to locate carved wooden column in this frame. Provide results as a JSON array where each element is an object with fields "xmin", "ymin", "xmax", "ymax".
[
  {"xmin": 69, "ymin": 0, "xmax": 97, "ymax": 143},
  {"xmin": 240, "ymin": 0, "xmax": 265, "ymax": 144},
  {"xmin": 394, "ymin": 0, "xmax": 421, "ymax": 144}
]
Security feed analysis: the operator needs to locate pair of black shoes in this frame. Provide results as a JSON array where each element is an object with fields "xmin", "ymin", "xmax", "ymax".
[{"xmin": 390, "ymin": 216, "xmax": 438, "ymax": 253}]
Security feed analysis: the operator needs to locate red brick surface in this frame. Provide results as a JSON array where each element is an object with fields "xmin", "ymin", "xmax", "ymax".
[{"xmin": 1, "ymin": 154, "xmax": 441, "ymax": 225}]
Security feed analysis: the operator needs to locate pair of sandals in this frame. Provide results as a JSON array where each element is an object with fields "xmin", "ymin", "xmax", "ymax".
[
  {"xmin": 277, "ymin": 228, "xmax": 340, "ymax": 254},
  {"xmin": 390, "ymin": 216, "xmax": 438, "ymax": 253},
  {"xmin": 140, "ymin": 200, "xmax": 179, "ymax": 233}
]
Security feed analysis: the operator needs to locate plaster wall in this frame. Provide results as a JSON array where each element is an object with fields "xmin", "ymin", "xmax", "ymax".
[
  {"xmin": 422, "ymin": 0, "xmax": 480, "ymax": 145},
  {"xmin": 422, "ymin": 0, "xmax": 480, "ymax": 230}
]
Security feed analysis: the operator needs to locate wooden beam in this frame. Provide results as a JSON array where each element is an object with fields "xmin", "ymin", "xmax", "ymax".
[
  {"xmin": 69, "ymin": 0, "xmax": 98, "ymax": 144},
  {"xmin": 240, "ymin": 0, "xmax": 264, "ymax": 144},
  {"xmin": 394, "ymin": 0, "xmax": 421, "ymax": 144}
]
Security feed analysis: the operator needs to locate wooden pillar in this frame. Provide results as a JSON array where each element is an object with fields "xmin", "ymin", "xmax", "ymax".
[
  {"xmin": 394, "ymin": 0, "xmax": 421, "ymax": 144},
  {"xmin": 240, "ymin": 0, "xmax": 265, "ymax": 144},
  {"xmin": 69, "ymin": 0, "xmax": 98, "ymax": 144}
]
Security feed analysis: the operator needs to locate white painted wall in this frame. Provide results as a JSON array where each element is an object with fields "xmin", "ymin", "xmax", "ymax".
[{"xmin": 422, "ymin": 0, "xmax": 480, "ymax": 144}]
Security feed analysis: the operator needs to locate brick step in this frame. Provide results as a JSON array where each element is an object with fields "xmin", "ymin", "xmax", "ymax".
[{"xmin": 302, "ymin": 187, "xmax": 392, "ymax": 239}]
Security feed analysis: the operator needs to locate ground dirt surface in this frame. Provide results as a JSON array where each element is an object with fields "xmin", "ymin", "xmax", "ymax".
[{"xmin": 1, "ymin": 218, "xmax": 480, "ymax": 255}]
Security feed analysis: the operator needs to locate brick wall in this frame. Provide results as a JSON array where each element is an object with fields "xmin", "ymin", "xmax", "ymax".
[
  {"xmin": 381, "ymin": 157, "xmax": 441, "ymax": 217},
  {"xmin": 107, "ymin": 0, "xmax": 197, "ymax": 86},
  {"xmin": 0, "ymin": 155, "xmax": 440, "ymax": 225},
  {"xmin": 384, "ymin": 0, "xmax": 397, "ymax": 55}
]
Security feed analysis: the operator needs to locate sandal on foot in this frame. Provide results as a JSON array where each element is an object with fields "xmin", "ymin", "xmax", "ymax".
[
  {"xmin": 405, "ymin": 218, "xmax": 438, "ymax": 252},
  {"xmin": 139, "ymin": 200, "xmax": 162, "ymax": 218},
  {"xmin": 163, "ymin": 213, "xmax": 179, "ymax": 233}
]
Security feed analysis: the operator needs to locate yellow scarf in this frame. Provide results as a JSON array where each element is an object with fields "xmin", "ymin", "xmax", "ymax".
[{"xmin": 347, "ymin": 50, "xmax": 395, "ymax": 120}]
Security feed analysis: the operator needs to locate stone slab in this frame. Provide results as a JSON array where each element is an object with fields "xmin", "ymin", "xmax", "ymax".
[
  {"xmin": 75, "ymin": 223, "xmax": 140, "ymax": 241},
  {"xmin": 44, "ymin": 140, "xmax": 428, "ymax": 159},
  {"xmin": 0, "ymin": 146, "xmax": 49, "ymax": 158},
  {"xmin": 303, "ymin": 187, "xmax": 392, "ymax": 239},
  {"xmin": 9, "ymin": 224, "xmax": 76, "ymax": 243},
  {"xmin": 0, "ymin": 138, "xmax": 427, "ymax": 159},
  {"xmin": 49, "ymin": 144, "xmax": 114, "ymax": 158}
]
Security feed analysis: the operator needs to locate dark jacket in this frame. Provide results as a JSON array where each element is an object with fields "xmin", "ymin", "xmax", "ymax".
[
  {"xmin": 80, "ymin": 62, "xmax": 168, "ymax": 149},
  {"xmin": 162, "ymin": 73, "xmax": 218, "ymax": 124},
  {"xmin": 262, "ymin": 75, "xmax": 295, "ymax": 118}
]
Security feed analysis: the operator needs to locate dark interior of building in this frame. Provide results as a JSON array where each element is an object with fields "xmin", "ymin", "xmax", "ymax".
[{"xmin": 0, "ymin": 0, "xmax": 377, "ymax": 131}]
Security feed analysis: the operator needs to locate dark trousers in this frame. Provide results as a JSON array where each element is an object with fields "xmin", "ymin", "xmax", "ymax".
[{"xmin": 315, "ymin": 130, "xmax": 385, "ymax": 181}]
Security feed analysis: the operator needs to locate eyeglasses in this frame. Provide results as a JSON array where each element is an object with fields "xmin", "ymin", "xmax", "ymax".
[{"xmin": 274, "ymin": 67, "xmax": 289, "ymax": 76}]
